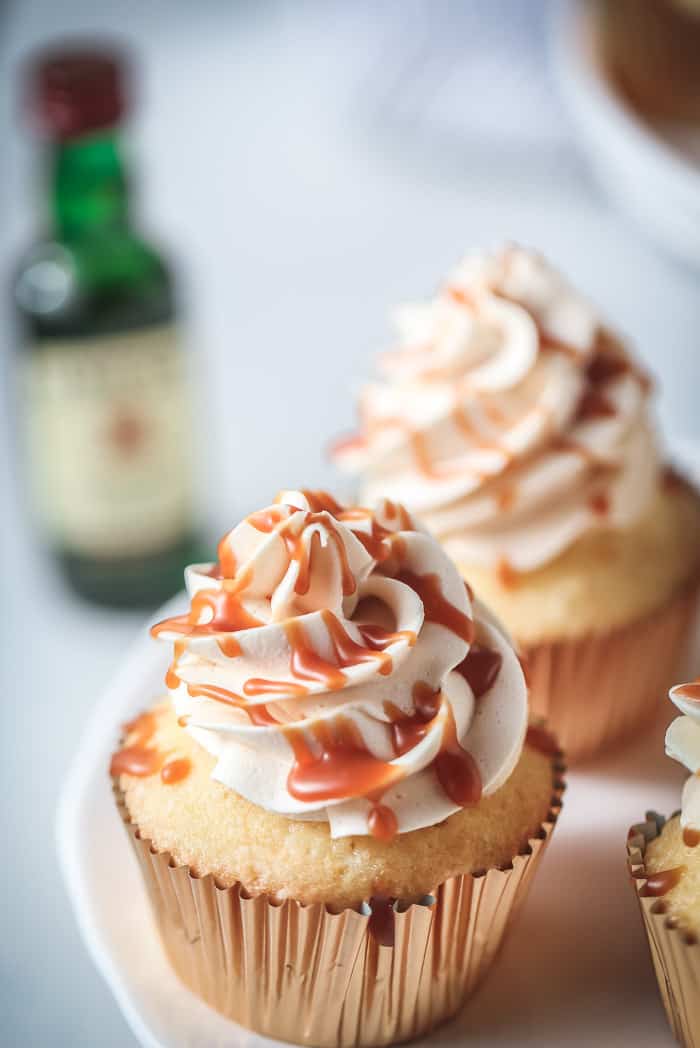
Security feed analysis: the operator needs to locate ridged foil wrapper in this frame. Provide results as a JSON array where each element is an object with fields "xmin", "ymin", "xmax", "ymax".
[
  {"xmin": 114, "ymin": 754, "xmax": 565, "ymax": 1047},
  {"xmin": 628, "ymin": 812, "xmax": 700, "ymax": 1048},
  {"xmin": 525, "ymin": 578, "xmax": 699, "ymax": 762}
]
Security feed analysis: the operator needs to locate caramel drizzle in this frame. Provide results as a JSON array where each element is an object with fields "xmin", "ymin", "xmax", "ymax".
[
  {"xmin": 274, "ymin": 611, "xmax": 415, "ymax": 696},
  {"xmin": 185, "ymin": 682, "xmax": 280, "ymax": 726},
  {"xmin": 589, "ymin": 492, "xmax": 610, "ymax": 517},
  {"xmin": 367, "ymin": 805, "xmax": 398, "ymax": 842},
  {"xmin": 109, "ymin": 712, "xmax": 192, "ymax": 786},
  {"xmin": 249, "ymin": 508, "xmax": 357, "ymax": 598},
  {"xmin": 456, "ymin": 643, "xmax": 503, "ymax": 699},
  {"xmin": 433, "ymin": 703, "xmax": 482, "ymax": 806},
  {"xmin": 285, "ymin": 716, "xmax": 401, "ymax": 804},
  {"xmin": 496, "ymin": 558, "xmax": 519, "ymax": 590},
  {"xmin": 641, "ymin": 866, "xmax": 686, "ymax": 897},
  {"xmin": 396, "ymin": 570, "xmax": 474, "ymax": 644},
  {"xmin": 160, "ymin": 757, "xmax": 192, "ymax": 784},
  {"xmin": 151, "ymin": 565, "xmax": 261, "ymax": 640}
]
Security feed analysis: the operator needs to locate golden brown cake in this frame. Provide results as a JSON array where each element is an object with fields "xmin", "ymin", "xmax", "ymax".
[
  {"xmin": 116, "ymin": 702, "xmax": 556, "ymax": 908},
  {"xmin": 112, "ymin": 489, "xmax": 564, "ymax": 1046}
]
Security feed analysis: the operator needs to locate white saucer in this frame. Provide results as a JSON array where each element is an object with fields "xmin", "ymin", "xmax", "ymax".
[{"xmin": 57, "ymin": 447, "xmax": 700, "ymax": 1047}]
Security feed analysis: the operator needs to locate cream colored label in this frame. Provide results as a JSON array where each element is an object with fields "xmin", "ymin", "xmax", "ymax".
[{"xmin": 25, "ymin": 326, "xmax": 194, "ymax": 557}]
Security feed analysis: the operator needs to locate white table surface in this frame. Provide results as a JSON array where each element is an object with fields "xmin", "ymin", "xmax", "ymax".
[{"xmin": 2, "ymin": 2, "xmax": 700, "ymax": 1045}]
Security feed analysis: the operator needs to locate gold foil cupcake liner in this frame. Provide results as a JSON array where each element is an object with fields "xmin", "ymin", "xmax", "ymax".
[
  {"xmin": 628, "ymin": 813, "xmax": 700, "ymax": 1048},
  {"xmin": 525, "ymin": 577, "xmax": 699, "ymax": 763},
  {"xmin": 114, "ymin": 753, "xmax": 565, "ymax": 1048}
]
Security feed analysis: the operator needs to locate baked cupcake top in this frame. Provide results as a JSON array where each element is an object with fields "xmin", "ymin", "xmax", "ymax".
[
  {"xmin": 334, "ymin": 245, "xmax": 658, "ymax": 573},
  {"xmin": 667, "ymin": 678, "xmax": 700, "ymax": 846},
  {"xmin": 150, "ymin": 489, "xmax": 528, "ymax": 840}
]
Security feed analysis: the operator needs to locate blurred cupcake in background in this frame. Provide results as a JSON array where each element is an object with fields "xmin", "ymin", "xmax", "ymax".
[
  {"xmin": 597, "ymin": 0, "xmax": 700, "ymax": 123},
  {"xmin": 112, "ymin": 489, "xmax": 564, "ymax": 1047},
  {"xmin": 333, "ymin": 246, "xmax": 700, "ymax": 761},
  {"xmin": 628, "ymin": 677, "xmax": 700, "ymax": 1047}
]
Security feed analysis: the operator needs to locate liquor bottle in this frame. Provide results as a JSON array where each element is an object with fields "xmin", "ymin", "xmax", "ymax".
[{"xmin": 15, "ymin": 47, "xmax": 201, "ymax": 607}]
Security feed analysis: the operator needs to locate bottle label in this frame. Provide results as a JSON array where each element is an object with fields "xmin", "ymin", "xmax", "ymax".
[{"xmin": 24, "ymin": 325, "xmax": 195, "ymax": 557}]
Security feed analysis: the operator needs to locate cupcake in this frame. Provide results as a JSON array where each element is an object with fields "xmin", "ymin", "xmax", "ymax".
[
  {"xmin": 596, "ymin": 0, "xmax": 700, "ymax": 123},
  {"xmin": 628, "ymin": 678, "xmax": 700, "ymax": 1047},
  {"xmin": 333, "ymin": 246, "xmax": 700, "ymax": 760},
  {"xmin": 112, "ymin": 489, "xmax": 564, "ymax": 1047}
]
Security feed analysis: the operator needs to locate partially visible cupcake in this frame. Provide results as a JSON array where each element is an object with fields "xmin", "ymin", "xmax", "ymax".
[
  {"xmin": 333, "ymin": 246, "xmax": 700, "ymax": 760},
  {"xmin": 112, "ymin": 489, "xmax": 564, "ymax": 1047},
  {"xmin": 628, "ymin": 678, "xmax": 700, "ymax": 1047}
]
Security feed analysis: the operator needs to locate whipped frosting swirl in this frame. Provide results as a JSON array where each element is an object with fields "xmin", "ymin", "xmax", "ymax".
[
  {"xmin": 152, "ymin": 490, "xmax": 527, "ymax": 838},
  {"xmin": 667, "ymin": 679, "xmax": 700, "ymax": 838},
  {"xmin": 334, "ymin": 246, "xmax": 659, "ymax": 572}
]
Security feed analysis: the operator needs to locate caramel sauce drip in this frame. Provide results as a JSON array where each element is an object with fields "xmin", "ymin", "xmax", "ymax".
[
  {"xmin": 382, "ymin": 499, "xmax": 413, "ymax": 531},
  {"xmin": 204, "ymin": 531, "xmax": 241, "ymax": 580},
  {"xmin": 243, "ymin": 678, "xmax": 309, "ymax": 698},
  {"xmin": 497, "ymin": 486, "xmax": 516, "ymax": 512},
  {"xmin": 160, "ymin": 757, "xmax": 192, "ymax": 785},
  {"xmin": 165, "ymin": 639, "xmax": 185, "ymax": 690},
  {"xmin": 218, "ymin": 635, "xmax": 242, "ymax": 658},
  {"xmin": 296, "ymin": 490, "xmax": 346, "ymax": 516},
  {"xmin": 589, "ymin": 492, "xmax": 610, "ymax": 517},
  {"xmin": 110, "ymin": 711, "xmax": 164, "ymax": 778},
  {"xmin": 575, "ymin": 389, "xmax": 616, "ymax": 423},
  {"xmin": 641, "ymin": 866, "xmax": 686, "ymax": 897},
  {"xmin": 661, "ymin": 466, "xmax": 686, "ymax": 494},
  {"xmin": 551, "ymin": 435, "xmax": 600, "ymax": 466},
  {"xmin": 368, "ymin": 896, "xmax": 395, "ymax": 947},
  {"xmin": 433, "ymin": 704, "xmax": 482, "ymax": 807},
  {"xmin": 683, "ymin": 827, "xmax": 700, "ymax": 848},
  {"xmin": 249, "ymin": 509, "xmax": 357, "ymax": 598},
  {"xmin": 384, "ymin": 684, "xmax": 441, "ymax": 757},
  {"xmin": 247, "ymin": 506, "xmax": 289, "ymax": 532},
  {"xmin": 285, "ymin": 718, "xmax": 400, "ymax": 803},
  {"xmin": 525, "ymin": 724, "xmax": 559, "ymax": 756},
  {"xmin": 216, "ymin": 532, "xmax": 238, "ymax": 578},
  {"xmin": 151, "ymin": 566, "xmax": 261, "ymax": 641},
  {"xmin": 675, "ymin": 679, "xmax": 700, "ymax": 702},
  {"xmin": 586, "ymin": 340, "xmax": 630, "ymax": 384},
  {"xmin": 284, "ymin": 618, "xmax": 347, "ymax": 691},
  {"xmin": 186, "ymin": 682, "xmax": 280, "ymax": 726},
  {"xmin": 456, "ymin": 643, "xmax": 503, "ymax": 699},
  {"xmin": 282, "ymin": 612, "xmax": 414, "ymax": 695},
  {"xmin": 396, "ymin": 570, "xmax": 475, "ymax": 644},
  {"xmin": 368, "ymin": 804, "xmax": 398, "ymax": 841},
  {"xmin": 339, "ymin": 512, "xmax": 394, "ymax": 562},
  {"xmin": 445, "ymin": 285, "xmax": 475, "ymax": 308},
  {"xmin": 497, "ymin": 558, "xmax": 519, "ymax": 590}
]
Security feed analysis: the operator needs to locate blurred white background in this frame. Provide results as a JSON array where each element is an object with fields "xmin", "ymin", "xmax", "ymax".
[{"xmin": 1, "ymin": 1, "xmax": 699, "ymax": 1045}]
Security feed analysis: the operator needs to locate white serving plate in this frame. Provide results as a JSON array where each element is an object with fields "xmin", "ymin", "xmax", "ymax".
[
  {"xmin": 553, "ymin": 0, "xmax": 700, "ymax": 267},
  {"xmin": 57, "ymin": 445, "xmax": 700, "ymax": 1047}
]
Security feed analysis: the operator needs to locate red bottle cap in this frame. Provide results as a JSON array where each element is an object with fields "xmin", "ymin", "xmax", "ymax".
[{"xmin": 28, "ymin": 47, "xmax": 128, "ymax": 139}]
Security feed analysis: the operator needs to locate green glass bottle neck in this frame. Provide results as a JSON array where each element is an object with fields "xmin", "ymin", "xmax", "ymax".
[{"xmin": 50, "ymin": 128, "xmax": 131, "ymax": 240}]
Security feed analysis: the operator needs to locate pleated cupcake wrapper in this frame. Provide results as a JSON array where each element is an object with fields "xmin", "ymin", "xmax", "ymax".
[
  {"xmin": 114, "ymin": 753, "xmax": 565, "ymax": 1048},
  {"xmin": 524, "ymin": 576, "xmax": 700, "ymax": 763},
  {"xmin": 628, "ymin": 813, "xmax": 700, "ymax": 1048}
]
